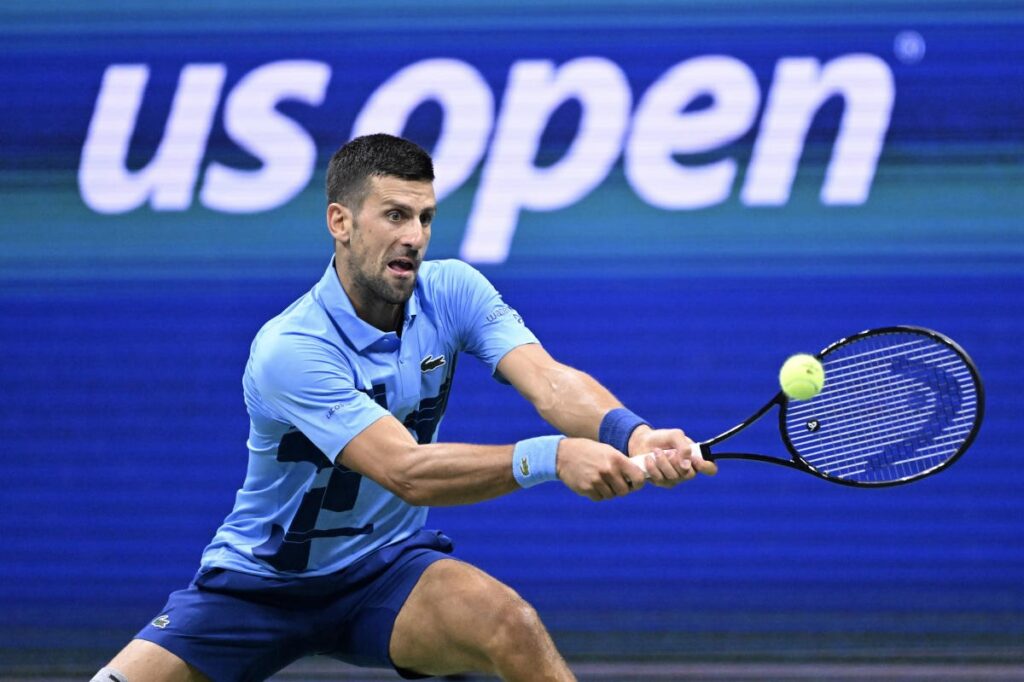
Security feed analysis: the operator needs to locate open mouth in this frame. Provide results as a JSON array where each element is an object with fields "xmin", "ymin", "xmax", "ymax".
[{"xmin": 387, "ymin": 257, "xmax": 416, "ymax": 276}]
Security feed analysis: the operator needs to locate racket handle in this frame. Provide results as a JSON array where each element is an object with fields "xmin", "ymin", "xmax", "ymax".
[{"xmin": 628, "ymin": 442, "xmax": 710, "ymax": 478}]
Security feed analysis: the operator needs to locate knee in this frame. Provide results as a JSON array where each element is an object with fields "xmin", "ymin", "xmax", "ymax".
[{"xmin": 486, "ymin": 592, "xmax": 547, "ymax": 654}]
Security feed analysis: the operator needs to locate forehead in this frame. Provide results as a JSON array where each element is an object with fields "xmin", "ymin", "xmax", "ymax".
[{"xmin": 364, "ymin": 175, "xmax": 436, "ymax": 210}]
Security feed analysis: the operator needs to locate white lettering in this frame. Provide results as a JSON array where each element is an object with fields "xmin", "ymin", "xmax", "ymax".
[
  {"xmin": 201, "ymin": 60, "xmax": 330, "ymax": 213},
  {"xmin": 78, "ymin": 52, "xmax": 897, "ymax": 257},
  {"xmin": 352, "ymin": 59, "xmax": 493, "ymax": 202},
  {"xmin": 626, "ymin": 56, "xmax": 759, "ymax": 209},
  {"xmin": 461, "ymin": 58, "xmax": 631, "ymax": 263},
  {"xmin": 742, "ymin": 54, "xmax": 894, "ymax": 206},
  {"xmin": 79, "ymin": 64, "xmax": 225, "ymax": 213}
]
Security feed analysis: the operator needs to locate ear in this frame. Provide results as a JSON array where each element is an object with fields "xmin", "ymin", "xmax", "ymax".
[{"xmin": 327, "ymin": 202, "xmax": 353, "ymax": 244}]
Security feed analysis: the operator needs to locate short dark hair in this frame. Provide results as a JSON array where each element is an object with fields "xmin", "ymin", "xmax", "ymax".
[{"xmin": 326, "ymin": 134, "xmax": 434, "ymax": 209}]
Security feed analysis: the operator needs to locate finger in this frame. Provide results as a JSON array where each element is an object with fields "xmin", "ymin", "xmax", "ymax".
[
  {"xmin": 697, "ymin": 459, "xmax": 718, "ymax": 476},
  {"xmin": 623, "ymin": 458, "xmax": 648, "ymax": 490},
  {"xmin": 658, "ymin": 448, "xmax": 694, "ymax": 478},
  {"xmin": 664, "ymin": 428, "xmax": 691, "ymax": 452},
  {"xmin": 603, "ymin": 469, "xmax": 632, "ymax": 497},
  {"xmin": 676, "ymin": 457, "xmax": 695, "ymax": 482},
  {"xmin": 643, "ymin": 454, "xmax": 668, "ymax": 487},
  {"xmin": 663, "ymin": 432, "xmax": 698, "ymax": 468},
  {"xmin": 647, "ymin": 449, "xmax": 679, "ymax": 482},
  {"xmin": 646, "ymin": 454, "xmax": 691, "ymax": 488},
  {"xmin": 662, "ymin": 449, "xmax": 691, "ymax": 480},
  {"xmin": 690, "ymin": 449, "xmax": 718, "ymax": 476},
  {"xmin": 592, "ymin": 480, "xmax": 616, "ymax": 501}
]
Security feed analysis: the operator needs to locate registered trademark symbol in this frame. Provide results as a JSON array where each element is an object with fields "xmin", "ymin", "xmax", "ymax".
[{"xmin": 894, "ymin": 30, "xmax": 926, "ymax": 64}]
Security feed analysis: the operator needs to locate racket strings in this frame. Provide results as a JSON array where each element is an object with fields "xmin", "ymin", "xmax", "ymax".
[
  {"xmin": 802, "ymin": 384, "xmax": 971, "ymax": 479},
  {"xmin": 810, "ymin": 424, "xmax": 975, "ymax": 478},
  {"xmin": 806, "ymin": 365, "xmax": 972, "ymax": 479},
  {"xmin": 782, "ymin": 332, "xmax": 979, "ymax": 484},
  {"xmin": 787, "ymin": 341, "xmax": 969, "ymax": 425},
  {"xmin": 788, "ymin": 370, "xmax": 975, "ymax": 446},
  {"xmin": 799, "ymin": 346, "xmax": 957, "ymax": 397}
]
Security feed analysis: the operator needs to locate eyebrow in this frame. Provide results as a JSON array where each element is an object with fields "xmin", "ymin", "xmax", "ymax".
[{"xmin": 382, "ymin": 200, "xmax": 436, "ymax": 217}]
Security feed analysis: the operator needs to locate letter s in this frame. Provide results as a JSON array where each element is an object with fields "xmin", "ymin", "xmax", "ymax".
[{"xmin": 200, "ymin": 60, "xmax": 331, "ymax": 213}]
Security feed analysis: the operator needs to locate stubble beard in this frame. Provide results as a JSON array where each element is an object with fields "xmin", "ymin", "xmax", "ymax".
[
  {"xmin": 344, "ymin": 235, "xmax": 415, "ymax": 308},
  {"xmin": 350, "ymin": 258, "xmax": 412, "ymax": 306}
]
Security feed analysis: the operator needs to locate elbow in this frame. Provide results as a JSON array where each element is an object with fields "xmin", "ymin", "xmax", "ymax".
[
  {"xmin": 391, "ymin": 478, "xmax": 432, "ymax": 507},
  {"xmin": 381, "ymin": 447, "xmax": 433, "ymax": 506}
]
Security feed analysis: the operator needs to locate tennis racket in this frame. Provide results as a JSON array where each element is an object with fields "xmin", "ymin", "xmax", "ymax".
[{"xmin": 631, "ymin": 326, "xmax": 984, "ymax": 487}]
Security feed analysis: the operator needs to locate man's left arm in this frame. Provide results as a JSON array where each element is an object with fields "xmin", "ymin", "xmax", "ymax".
[{"xmin": 497, "ymin": 343, "xmax": 717, "ymax": 487}]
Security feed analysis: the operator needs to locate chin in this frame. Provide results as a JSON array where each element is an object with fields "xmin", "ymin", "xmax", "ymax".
[
  {"xmin": 385, "ymin": 279, "xmax": 415, "ymax": 305},
  {"xmin": 394, "ymin": 283, "xmax": 416, "ymax": 304}
]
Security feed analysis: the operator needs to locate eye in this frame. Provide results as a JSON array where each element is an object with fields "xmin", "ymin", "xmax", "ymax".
[
  {"xmin": 421, "ymin": 213, "xmax": 434, "ymax": 227},
  {"xmin": 386, "ymin": 210, "xmax": 403, "ymax": 222}
]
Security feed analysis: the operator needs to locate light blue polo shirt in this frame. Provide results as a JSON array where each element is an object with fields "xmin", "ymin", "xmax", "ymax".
[{"xmin": 199, "ymin": 258, "xmax": 537, "ymax": 577}]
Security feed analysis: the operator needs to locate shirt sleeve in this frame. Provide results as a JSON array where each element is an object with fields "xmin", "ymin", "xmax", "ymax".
[
  {"xmin": 249, "ymin": 330, "xmax": 390, "ymax": 459},
  {"xmin": 442, "ymin": 260, "xmax": 539, "ymax": 381}
]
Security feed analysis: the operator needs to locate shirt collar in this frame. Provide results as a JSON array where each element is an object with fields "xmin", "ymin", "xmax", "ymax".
[{"xmin": 313, "ymin": 257, "xmax": 420, "ymax": 352}]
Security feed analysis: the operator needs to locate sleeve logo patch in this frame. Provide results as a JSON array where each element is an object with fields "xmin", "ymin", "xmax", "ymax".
[{"xmin": 487, "ymin": 304, "xmax": 524, "ymax": 325}]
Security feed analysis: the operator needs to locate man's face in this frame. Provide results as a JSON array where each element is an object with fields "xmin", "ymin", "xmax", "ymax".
[{"xmin": 340, "ymin": 175, "xmax": 436, "ymax": 307}]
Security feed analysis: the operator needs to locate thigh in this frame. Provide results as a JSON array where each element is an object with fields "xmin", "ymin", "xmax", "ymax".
[{"xmin": 388, "ymin": 559, "xmax": 539, "ymax": 677}]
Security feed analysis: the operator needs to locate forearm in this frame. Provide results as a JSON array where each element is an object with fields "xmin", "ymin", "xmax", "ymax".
[
  {"xmin": 529, "ymin": 364, "xmax": 623, "ymax": 439},
  {"xmin": 394, "ymin": 365, "xmax": 640, "ymax": 504},
  {"xmin": 341, "ymin": 416, "xmax": 558, "ymax": 506},
  {"xmin": 499, "ymin": 345, "xmax": 624, "ymax": 438},
  {"xmin": 390, "ymin": 441, "xmax": 520, "ymax": 507}
]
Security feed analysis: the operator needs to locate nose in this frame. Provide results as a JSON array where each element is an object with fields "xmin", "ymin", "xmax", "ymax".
[{"xmin": 401, "ymin": 218, "xmax": 429, "ymax": 251}]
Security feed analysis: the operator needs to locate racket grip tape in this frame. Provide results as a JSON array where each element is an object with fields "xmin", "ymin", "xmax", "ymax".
[{"xmin": 628, "ymin": 442, "xmax": 712, "ymax": 478}]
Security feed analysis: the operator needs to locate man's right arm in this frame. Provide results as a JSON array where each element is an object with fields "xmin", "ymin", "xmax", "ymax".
[{"xmin": 337, "ymin": 416, "xmax": 644, "ymax": 505}]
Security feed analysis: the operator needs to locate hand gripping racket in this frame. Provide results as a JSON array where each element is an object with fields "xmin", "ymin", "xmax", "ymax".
[{"xmin": 631, "ymin": 326, "xmax": 984, "ymax": 487}]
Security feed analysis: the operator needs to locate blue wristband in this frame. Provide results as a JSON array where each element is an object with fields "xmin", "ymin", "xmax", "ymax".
[
  {"xmin": 599, "ymin": 408, "xmax": 650, "ymax": 454},
  {"xmin": 512, "ymin": 435, "xmax": 564, "ymax": 488}
]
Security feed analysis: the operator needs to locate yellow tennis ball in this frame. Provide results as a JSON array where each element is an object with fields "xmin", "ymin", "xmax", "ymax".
[{"xmin": 779, "ymin": 353, "xmax": 825, "ymax": 400}]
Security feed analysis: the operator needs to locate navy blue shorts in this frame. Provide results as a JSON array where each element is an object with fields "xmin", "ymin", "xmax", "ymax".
[{"xmin": 135, "ymin": 529, "xmax": 454, "ymax": 681}]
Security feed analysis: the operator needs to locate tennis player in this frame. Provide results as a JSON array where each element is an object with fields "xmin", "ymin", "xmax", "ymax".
[{"xmin": 93, "ymin": 134, "xmax": 716, "ymax": 682}]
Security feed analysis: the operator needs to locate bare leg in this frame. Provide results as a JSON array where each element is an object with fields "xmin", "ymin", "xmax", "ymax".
[
  {"xmin": 98, "ymin": 639, "xmax": 210, "ymax": 682},
  {"xmin": 389, "ymin": 559, "xmax": 575, "ymax": 681}
]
